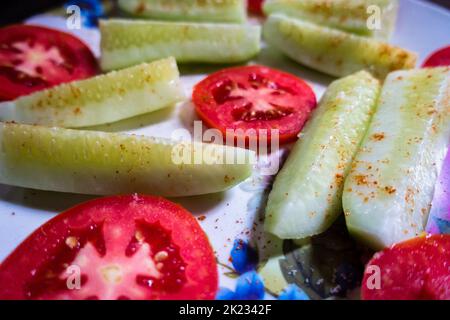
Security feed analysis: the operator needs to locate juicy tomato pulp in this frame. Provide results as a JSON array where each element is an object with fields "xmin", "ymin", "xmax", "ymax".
[
  {"xmin": 0, "ymin": 25, "xmax": 98, "ymax": 101},
  {"xmin": 0, "ymin": 195, "xmax": 218, "ymax": 300},
  {"xmin": 193, "ymin": 66, "xmax": 317, "ymax": 145},
  {"xmin": 422, "ymin": 45, "xmax": 450, "ymax": 67},
  {"xmin": 248, "ymin": 0, "xmax": 264, "ymax": 15},
  {"xmin": 361, "ymin": 234, "xmax": 450, "ymax": 300}
]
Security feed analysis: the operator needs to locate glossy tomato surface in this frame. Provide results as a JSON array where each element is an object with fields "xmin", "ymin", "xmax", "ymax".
[
  {"xmin": 193, "ymin": 65, "xmax": 317, "ymax": 145},
  {"xmin": 0, "ymin": 195, "xmax": 218, "ymax": 300},
  {"xmin": 422, "ymin": 46, "xmax": 450, "ymax": 67},
  {"xmin": 0, "ymin": 24, "xmax": 98, "ymax": 101},
  {"xmin": 361, "ymin": 234, "xmax": 450, "ymax": 300}
]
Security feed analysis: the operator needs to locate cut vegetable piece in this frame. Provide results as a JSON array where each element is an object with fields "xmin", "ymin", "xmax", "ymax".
[
  {"xmin": 264, "ymin": 0, "xmax": 398, "ymax": 39},
  {"xmin": 423, "ymin": 45, "xmax": 450, "ymax": 68},
  {"xmin": 118, "ymin": 0, "xmax": 246, "ymax": 23},
  {"xmin": 0, "ymin": 58, "xmax": 185, "ymax": 128},
  {"xmin": 263, "ymin": 14, "xmax": 416, "ymax": 78},
  {"xmin": 0, "ymin": 195, "xmax": 218, "ymax": 300},
  {"xmin": 100, "ymin": 19, "xmax": 261, "ymax": 71},
  {"xmin": 265, "ymin": 71, "xmax": 380, "ymax": 239},
  {"xmin": 343, "ymin": 67, "xmax": 450, "ymax": 249},
  {"xmin": 0, "ymin": 24, "xmax": 98, "ymax": 101},
  {"xmin": 362, "ymin": 234, "xmax": 450, "ymax": 300},
  {"xmin": 192, "ymin": 65, "xmax": 317, "ymax": 145},
  {"xmin": 248, "ymin": 0, "xmax": 265, "ymax": 15},
  {"xmin": 0, "ymin": 122, "xmax": 255, "ymax": 196}
]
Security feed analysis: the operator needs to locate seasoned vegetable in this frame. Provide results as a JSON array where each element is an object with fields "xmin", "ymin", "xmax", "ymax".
[
  {"xmin": 264, "ymin": 0, "xmax": 398, "ymax": 39},
  {"xmin": 0, "ymin": 195, "xmax": 219, "ymax": 300},
  {"xmin": 0, "ymin": 58, "xmax": 184, "ymax": 128},
  {"xmin": 265, "ymin": 71, "xmax": 380, "ymax": 239},
  {"xmin": 263, "ymin": 14, "xmax": 416, "ymax": 78},
  {"xmin": 0, "ymin": 122, "xmax": 255, "ymax": 197},
  {"xmin": 343, "ymin": 67, "xmax": 450, "ymax": 249},
  {"xmin": 100, "ymin": 19, "xmax": 261, "ymax": 71},
  {"xmin": 118, "ymin": 0, "xmax": 246, "ymax": 23}
]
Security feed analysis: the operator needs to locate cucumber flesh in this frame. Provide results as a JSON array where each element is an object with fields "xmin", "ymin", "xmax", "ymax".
[
  {"xmin": 263, "ymin": 14, "xmax": 416, "ymax": 78},
  {"xmin": 100, "ymin": 19, "xmax": 261, "ymax": 71},
  {"xmin": 343, "ymin": 67, "xmax": 450, "ymax": 249},
  {"xmin": 0, "ymin": 122, "xmax": 255, "ymax": 197},
  {"xmin": 264, "ymin": 0, "xmax": 398, "ymax": 39},
  {"xmin": 265, "ymin": 71, "xmax": 380, "ymax": 239},
  {"xmin": 118, "ymin": 0, "xmax": 246, "ymax": 23},
  {"xmin": 0, "ymin": 58, "xmax": 185, "ymax": 128}
]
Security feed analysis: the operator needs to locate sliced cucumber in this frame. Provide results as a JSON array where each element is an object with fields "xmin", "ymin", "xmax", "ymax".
[
  {"xmin": 264, "ymin": 0, "xmax": 398, "ymax": 39},
  {"xmin": 118, "ymin": 0, "xmax": 246, "ymax": 23},
  {"xmin": 0, "ymin": 58, "xmax": 185, "ymax": 128},
  {"xmin": 263, "ymin": 14, "xmax": 416, "ymax": 78},
  {"xmin": 100, "ymin": 19, "xmax": 261, "ymax": 71},
  {"xmin": 343, "ymin": 67, "xmax": 450, "ymax": 249},
  {"xmin": 0, "ymin": 122, "xmax": 255, "ymax": 197},
  {"xmin": 265, "ymin": 71, "xmax": 380, "ymax": 239}
]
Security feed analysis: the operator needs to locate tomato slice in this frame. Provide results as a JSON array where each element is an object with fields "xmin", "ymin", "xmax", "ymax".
[
  {"xmin": 361, "ymin": 234, "xmax": 450, "ymax": 300},
  {"xmin": 0, "ymin": 195, "xmax": 218, "ymax": 300},
  {"xmin": 192, "ymin": 65, "xmax": 317, "ymax": 145},
  {"xmin": 0, "ymin": 24, "xmax": 98, "ymax": 101},
  {"xmin": 248, "ymin": 0, "xmax": 264, "ymax": 15},
  {"xmin": 422, "ymin": 45, "xmax": 450, "ymax": 68}
]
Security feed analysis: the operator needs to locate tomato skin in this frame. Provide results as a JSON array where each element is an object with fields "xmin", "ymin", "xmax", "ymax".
[
  {"xmin": 0, "ymin": 24, "xmax": 98, "ymax": 101},
  {"xmin": 422, "ymin": 46, "xmax": 450, "ymax": 68},
  {"xmin": 361, "ymin": 234, "xmax": 450, "ymax": 300},
  {"xmin": 0, "ymin": 195, "xmax": 218, "ymax": 300},
  {"xmin": 248, "ymin": 0, "xmax": 264, "ymax": 15},
  {"xmin": 193, "ymin": 65, "xmax": 317, "ymax": 146}
]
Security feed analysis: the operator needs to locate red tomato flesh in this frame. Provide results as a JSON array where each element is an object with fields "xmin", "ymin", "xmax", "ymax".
[
  {"xmin": 0, "ymin": 24, "xmax": 98, "ymax": 101},
  {"xmin": 422, "ymin": 45, "xmax": 450, "ymax": 68},
  {"xmin": 0, "ymin": 195, "xmax": 218, "ymax": 300},
  {"xmin": 192, "ymin": 65, "xmax": 317, "ymax": 145},
  {"xmin": 362, "ymin": 234, "xmax": 450, "ymax": 300},
  {"xmin": 248, "ymin": 0, "xmax": 264, "ymax": 15}
]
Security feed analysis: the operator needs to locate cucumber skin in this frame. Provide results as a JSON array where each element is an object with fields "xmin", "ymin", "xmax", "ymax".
[
  {"xmin": 263, "ymin": 14, "xmax": 416, "ymax": 78},
  {"xmin": 265, "ymin": 71, "xmax": 380, "ymax": 239},
  {"xmin": 118, "ymin": 0, "xmax": 246, "ymax": 23},
  {"xmin": 0, "ymin": 58, "xmax": 185, "ymax": 128},
  {"xmin": 343, "ymin": 67, "xmax": 450, "ymax": 249},
  {"xmin": 0, "ymin": 123, "xmax": 254, "ymax": 197},
  {"xmin": 100, "ymin": 19, "xmax": 261, "ymax": 71},
  {"xmin": 264, "ymin": 0, "xmax": 398, "ymax": 39}
]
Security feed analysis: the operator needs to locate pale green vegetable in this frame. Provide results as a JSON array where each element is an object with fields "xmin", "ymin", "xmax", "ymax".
[
  {"xmin": 343, "ymin": 67, "xmax": 450, "ymax": 249},
  {"xmin": 263, "ymin": 14, "xmax": 416, "ymax": 78},
  {"xmin": 100, "ymin": 19, "xmax": 261, "ymax": 71},
  {"xmin": 118, "ymin": 0, "xmax": 246, "ymax": 23},
  {"xmin": 0, "ymin": 122, "xmax": 255, "ymax": 197},
  {"xmin": 0, "ymin": 58, "xmax": 185, "ymax": 128},
  {"xmin": 264, "ymin": 0, "xmax": 398, "ymax": 39},
  {"xmin": 265, "ymin": 71, "xmax": 380, "ymax": 239}
]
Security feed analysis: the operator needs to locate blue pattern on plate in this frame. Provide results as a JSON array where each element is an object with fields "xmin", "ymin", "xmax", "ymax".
[
  {"xmin": 230, "ymin": 239, "xmax": 258, "ymax": 274},
  {"xmin": 65, "ymin": 0, "xmax": 104, "ymax": 27},
  {"xmin": 278, "ymin": 284, "xmax": 310, "ymax": 300},
  {"xmin": 216, "ymin": 271, "xmax": 265, "ymax": 300}
]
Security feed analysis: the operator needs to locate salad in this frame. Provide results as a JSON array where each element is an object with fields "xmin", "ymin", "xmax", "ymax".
[{"xmin": 0, "ymin": 0, "xmax": 449, "ymax": 301}]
